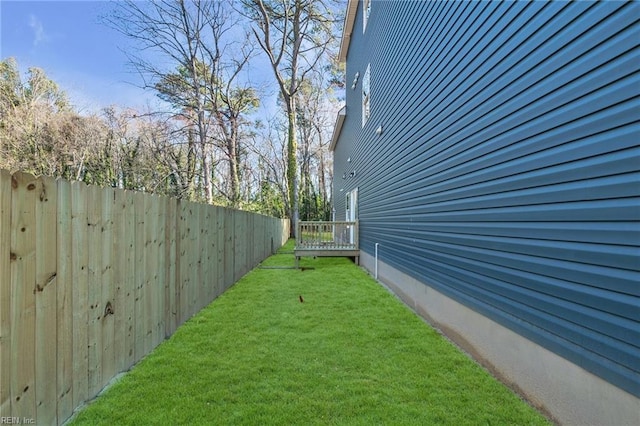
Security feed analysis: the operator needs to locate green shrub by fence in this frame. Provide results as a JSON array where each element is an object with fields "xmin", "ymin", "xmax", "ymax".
[{"xmin": 0, "ymin": 169, "xmax": 289, "ymax": 425}]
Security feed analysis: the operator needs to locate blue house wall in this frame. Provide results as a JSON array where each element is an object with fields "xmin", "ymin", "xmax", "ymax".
[{"xmin": 333, "ymin": 0, "xmax": 639, "ymax": 403}]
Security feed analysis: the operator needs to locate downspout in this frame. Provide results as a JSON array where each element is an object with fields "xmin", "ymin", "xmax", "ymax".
[{"xmin": 375, "ymin": 242, "xmax": 379, "ymax": 280}]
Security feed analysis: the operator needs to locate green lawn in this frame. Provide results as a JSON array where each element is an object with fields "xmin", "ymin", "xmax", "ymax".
[{"xmin": 70, "ymin": 240, "xmax": 550, "ymax": 425}]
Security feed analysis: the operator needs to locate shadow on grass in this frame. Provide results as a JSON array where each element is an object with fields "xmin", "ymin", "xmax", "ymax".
[{"xmin": 69, "ymin": 240, "xmax": 550, "ymax": 425}]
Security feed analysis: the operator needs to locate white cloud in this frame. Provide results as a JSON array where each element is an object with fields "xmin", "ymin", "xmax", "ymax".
[{"xmin": 29, "ymin": 14, "xmax": 50, "ymax": 46}]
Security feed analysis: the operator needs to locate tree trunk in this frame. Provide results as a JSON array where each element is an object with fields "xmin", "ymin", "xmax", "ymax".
[
  {"xmin": 186, "ymin": 127, "xmax": 197, "ymax": 200},
  {"xmin": 197, "ymin": 109, "xmax": 213, "ymax": 204},
  {"xmin": 318, "ymin": 148, "xmax": 328, "ymax": 219},
  {"xmin": 286, "ymin": 96, "xmax": 298, "ymax": 238},
  {"xmin": 228, "ymin": 125, "xmax": 241, "ymax": 208}
]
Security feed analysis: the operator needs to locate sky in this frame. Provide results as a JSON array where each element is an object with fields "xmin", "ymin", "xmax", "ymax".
[
  {"xmin": 0, "ymin": 0, "xmax": 162, "ymax": 113},
  {"xmin": 0, "ymin": 0, "xmax": 281, "ymax": 115}
]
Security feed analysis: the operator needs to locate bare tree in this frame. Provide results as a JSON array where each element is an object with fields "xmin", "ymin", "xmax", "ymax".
[
  {"xmin": 208, "ymin": 51, "xmax": 259, "ymax": 208},
  {"xmin": 107, "ymin": 0, "xmax": 256, "ymax": 205},
  {"xmin": 1, "ymin": 58, "xmax": 205, "ymax": 198},
  {"xmin": 241, "ymin": 0, "xmax": 339, "ymax": 234},
  {"xmin": 0, "ymin": 57, "xmax": 82, "ymax": 177},
  {"xmin": 295, "ymin": 70, "xmax": 340, "ymax": 220},
  {"xmin": 247, "ymin": 115, "xmax": 289, "ymax": 217}
]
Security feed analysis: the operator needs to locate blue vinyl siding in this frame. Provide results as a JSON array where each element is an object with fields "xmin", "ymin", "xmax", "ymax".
[{"xmin": 333, "ymin": 0, "xmax": 640, "ymax": 396}]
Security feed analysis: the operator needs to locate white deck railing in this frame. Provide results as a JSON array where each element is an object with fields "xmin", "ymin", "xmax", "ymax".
[{"xmin": 296, "ymin": 221, "xmax": 359, "ymax": 250}]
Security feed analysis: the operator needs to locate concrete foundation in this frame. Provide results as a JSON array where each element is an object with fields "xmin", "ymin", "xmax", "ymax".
[{"xmin": 360, "ymin": 251, "xmax": 640, "ymax": 426}]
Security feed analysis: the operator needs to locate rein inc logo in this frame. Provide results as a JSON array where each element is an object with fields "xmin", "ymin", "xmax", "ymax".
[{"xmin": 0, "ymin": 418, "xmax": 35, "ymax": 424}]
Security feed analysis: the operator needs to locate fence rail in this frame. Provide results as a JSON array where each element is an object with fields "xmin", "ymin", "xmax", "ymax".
[{"xmin": 0, "ymin": 169, "xmax": 289, "ymax": 425}]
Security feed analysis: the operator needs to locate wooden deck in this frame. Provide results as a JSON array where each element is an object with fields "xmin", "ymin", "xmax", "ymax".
[{"xmin": 295, "ymin": 221, "xmax": 359, "ymax": 267}]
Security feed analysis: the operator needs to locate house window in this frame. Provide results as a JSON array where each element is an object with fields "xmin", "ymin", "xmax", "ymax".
[
  {"xmin": 363, "ymin": 0, "xmax": 371, "ymax": 33},
  {"xmin": 362, "ymin": 63, "xmax": 370, "ymax": 127},
  {"xmin": 346, "ymin": 188, "xmax": 358, "ymax": 244},
  {"xmin": 346, "ymin": 188, "xmax": 358, "ymax": 221}
]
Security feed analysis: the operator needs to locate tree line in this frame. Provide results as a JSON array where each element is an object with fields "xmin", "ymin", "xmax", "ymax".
[{"xmin": 0, "ymin": 0, "xmax": 343, "ymax": 226}]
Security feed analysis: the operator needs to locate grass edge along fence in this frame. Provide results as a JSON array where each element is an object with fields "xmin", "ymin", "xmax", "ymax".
[{"xmin": 0, "ymin": 169, "xmax": 289, "ymax": 425}]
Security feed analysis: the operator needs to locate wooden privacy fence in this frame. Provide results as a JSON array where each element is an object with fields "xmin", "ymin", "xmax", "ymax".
[{"xmin": 0, "ymin": 170, "xmax": 289, "ymax": 425}]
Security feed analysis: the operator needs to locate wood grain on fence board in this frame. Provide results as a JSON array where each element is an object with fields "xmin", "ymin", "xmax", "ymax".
[
  {"xmin": 56, "ymin": 178, "xmax": 73, "ymax": 422},
  {"xmin": 234, "ymin": 211, "xmax": 243, "ymax": 281},
  {"xmin": 87, "ymin": 184, "xmax": 103, "ymax": 398},
  {"xmin": 224, "ymin": 209, "xmax": 234, "ymax": 289},
  {"xmin": 209, "ymin": 206, "xmax": 219, "ymax": 301},
  {"xmin": 192, "ymin": 204, "xmax": 201, "ymax": 314},
  {"xmin": 0, "ymin": 170, "xmax": 12, "ymax": 417},
  {"xmin": 70, "ymin": 180, "xmax": 89, "ymax": 408},
  {"xmin": 101, "ymin": 187, "xmax": 116, "ymax": 392},
  {"xmin": 164, "ymin": 197, "xmax": 177, "ymax": 338},
  {"xmin": 196, "ymin": 204, "xmax": 203, "ymax": 310},
  {"xmin": 216, "ymin": 206, "xmax": 225, "ymax": 299},
  {"xmin": 122, "ymin": 190, "xmax": 136, "ymax": 371},
  {"xmin": 133, "ymin": 191, "xmax": 145, "ymax": 363},
  {"xmin": 204, "ymin": 204, "xmax": 213, "ymax": 307},
  {"xmin": 35, "ymin": 176, "xmax": 58, "ymax": 425},
  {"xmin": 175, "ymin": 199, "xmax": 185, "ymax": 326},
  {"xmin": 202, "ymin": 204, "xmax": 212, "ymax": 304},
  {"xmin": 112, "ymin": 189, "xmax": 124, "ymax": 374},
  {"xmin": 10, "ymin": 171, "xmax": 38, "ymax": 420},
  {"xmin": 179, "ymin": 201, "xmax": 189, "ymax": 323},
  {"xmin": 154, "ymin": 194, "xmax": 166, "ymax": 349},
  {"xmin": 143, "ymin": 195, "xmax": 154, "ymax": 353}
]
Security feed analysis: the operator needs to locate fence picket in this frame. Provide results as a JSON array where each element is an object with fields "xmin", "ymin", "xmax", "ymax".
[
  {"xmin": 164, "ymin": 197, "xmax": 177, "ymax": 337},
  {"xmin": 177, "ymin": 200, "xmax": 189, "ymax": 325},
  {"xmin": 207, "ymin": 206, "xmax": 217, "ymax": 300},
  {"xmin": 122, "ymin": 190, "xmax": 136, "ymax": 370},
  {"xmin": 10, "ymin": 171, "xmax": 38, "ymax": 420},
  {"xmin": 101, "ymin": 187, "xmax": 116, "ymax": 390},
  {"xmin": 216, "ymin": 206, "xmax": 225, "ymax": 298},
  {"xmin": 56, "ymin": 178, "xmax": 73, "ymax": 422},
  {"xmin": 224, "ymin": 209, "xmax": 234, "ymax": 289},
  {"xmin": 87, "ymin": 184, "xmax": 103, "ymax": 398},
  {"xmin": 35, "ymin": 176, "xmax": 58, "ymax": 425},
  {"xmin": 133, "ymin": 191, "xmax": 145, "ymax": 363},
  {"xmin": 70, "ymin": 180, "xmax": 88, "ymax": 408},
  {"xmin": 143, "ymin": 195, "xmax": 155, "ymax": 352},
  {"xmin": 234, "ymin": 211, "xmax": 245, "ymax": 280},
  {"xmin": 193, "ymin": 204, "xmax": 202, "ymax": 312},
  {"xmin": 0, "ymin": 170, "xmax": 12, "ymax": 417},
  {"xmin": 153, "ymin": 195, "xmax": 165, "ymax": 349},
  {"xmin": 202, "ymin": 204, "xmax": 213, "ymax": 306}
]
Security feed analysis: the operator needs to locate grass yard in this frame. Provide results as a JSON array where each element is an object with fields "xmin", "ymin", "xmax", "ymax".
[{"xmin": 70, "ymin": 240, "xmax": 550, "ymax": 425}]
